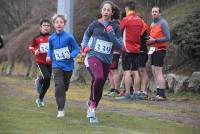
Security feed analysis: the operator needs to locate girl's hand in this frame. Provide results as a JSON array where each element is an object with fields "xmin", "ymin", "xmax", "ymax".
[{"xmin": 83, "ymin": 46, "xmax": 91, "ymax": 53}]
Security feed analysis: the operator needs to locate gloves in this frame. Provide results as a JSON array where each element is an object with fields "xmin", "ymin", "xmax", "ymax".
[{"xmin": 83, "ymin": 46, "xmax": 91, "ymax": 53}]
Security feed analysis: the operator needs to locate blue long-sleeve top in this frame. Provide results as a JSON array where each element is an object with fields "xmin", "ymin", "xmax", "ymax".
[
  {"xmin": 81, "ymin": 19, "xmax": 122, "ymax": 64},
  {"xmin": 48, "ymin": 31, "xmax": 80, "ymax": 71}
]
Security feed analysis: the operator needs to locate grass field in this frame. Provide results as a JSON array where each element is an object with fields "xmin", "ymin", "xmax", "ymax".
[{"xmin": 0, "ymin": 76, "xmax": 200, "ymax": 134}]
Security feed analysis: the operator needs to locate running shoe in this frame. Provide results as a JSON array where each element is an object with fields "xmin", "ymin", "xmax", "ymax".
[
  {"xmin": 35, "ymin": 98, "xmax": 44, "ymax": 107},
  {"xmin": 57, "ymin": 110, "xmax": 65, "ymax": 118},
  {"xmin": 89, "ymin": 117, "xmax": 98, "ymax": 123},
  {"xmin": 115, "ymin": 93, "xmax": 130, "ymax": 100}
]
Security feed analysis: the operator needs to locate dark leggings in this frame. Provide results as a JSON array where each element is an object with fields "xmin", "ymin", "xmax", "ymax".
[
  {"xmin": 88, "ymin": 57, "xmax": 110, "ymax": 107},
  {"xmin": 37, "ymin": 64, "xmax": 52, "ymax": 100},
  {"xmin": 53, "ymin": 68, "xmax": 72, "ymax": 111}
]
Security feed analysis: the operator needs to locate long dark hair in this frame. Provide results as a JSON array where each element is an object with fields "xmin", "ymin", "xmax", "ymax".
[{"xmin": 100, "ymin": 1, "xmax": 120, "ymax": 20}]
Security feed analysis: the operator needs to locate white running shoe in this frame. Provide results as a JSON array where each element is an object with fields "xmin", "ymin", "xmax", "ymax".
[
  {"xmin": 35, "ymin": 98, "xmax": 44, "ymax": 107},
  {"xmin": 89, "ymin": 117, "xmax": 98, "ymax": 123},
  {"xmin": 57, "ymin": 110, "xmax": 65, "ymax": 118}
]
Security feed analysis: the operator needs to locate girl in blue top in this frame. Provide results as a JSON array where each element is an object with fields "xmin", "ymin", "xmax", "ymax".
[
  {"xmin": 81, "ymin": 1, "xmax": 122, "ymax": 123},
  {"xmin": 47, "ymin": 14, "xmax": 80, "ymax": 118}
]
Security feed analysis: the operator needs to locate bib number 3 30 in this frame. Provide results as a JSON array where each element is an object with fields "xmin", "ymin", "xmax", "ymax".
[{"xmin": 94, "ymin": 39, "xmax": 113, "ymax": 54}]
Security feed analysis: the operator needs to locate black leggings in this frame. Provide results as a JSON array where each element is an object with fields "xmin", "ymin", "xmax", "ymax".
[
  {"xmin": 37, "ymin": 64, "xmax": 52, "ymax": 100},
  {"xmin": 53, "ymin": 68, "xmax": 72, "ymax": 111}
]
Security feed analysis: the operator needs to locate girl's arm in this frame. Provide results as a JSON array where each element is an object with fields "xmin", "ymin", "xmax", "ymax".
[{"xmin": 81, "ymin": 22, "xmax": 94, "ymax": 48}]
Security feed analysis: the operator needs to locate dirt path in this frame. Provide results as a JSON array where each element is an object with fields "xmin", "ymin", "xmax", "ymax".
[{"xmin": 1, "ymin": 77, "xmax": 200, "ymax": 129}]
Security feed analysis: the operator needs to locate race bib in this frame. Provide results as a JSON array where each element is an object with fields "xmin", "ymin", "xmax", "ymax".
[
  {"xmin": 39, "ymin": 43, "xmax": 49, "ymax": 53},
  {"xmin": 94, "ymin": 39, "xmax": 113, "ymax": 54},
  {"xmin": 148, "ymin": 47, "xmax": 156, "ymax": 55},
  {"xmin": 54, "ymin": 47, "xmax": 70, "ymax": 60}
]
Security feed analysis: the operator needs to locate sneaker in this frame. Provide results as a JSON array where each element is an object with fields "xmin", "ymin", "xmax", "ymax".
[
  {"xmin": 40, "ymin": 100, "xmax": 45, "ymax": 107},
  {"xmin": 130, "ymin": 93, "xmax": 140, "ymax": 100},
  {"xmin": 115, "ymin": 90, "xmax": 125, "ymax": 97},
  {"xmin": 115, "ymin": 93, "xmax": 130, "ymax": 100},
  {"xmin": 138, "ymin": 92, "xmax": 148, "ymax": 100},
  {"xmin": 89, "ymin": 117, "xmax": 98, "ymax": 123},
  {"xmin": 104, "ymin": 91, "xmax": 112, "ymax": 96},
  {"xmin": 87, "ymin": 101, "xmax": 96, "ymax": 118},
  {"xmin": 57, "ymin": 110, "xmax": 65, "ymax": 118},
  {"xmin": 150, "ymin": 95, "xmax": 166, "ymax": 101},
  {"xmin": 107, "ymin": 91, "xmax": 119, "ymax": 97},
  {"xmin": 35, "ymin": 77, "xmax": 43, "ymax": 93},
  {"xmin": 35, "ymin": 98, "xmax": 44, "ymax": 107},
  {"xmin": 155, "ymin": 95, "xmax": 166, "ymax": 101}
]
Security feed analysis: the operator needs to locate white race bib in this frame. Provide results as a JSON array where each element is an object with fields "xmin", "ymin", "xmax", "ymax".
[
  {"xmin": 94, "ymin": 39, "xmax": 113, "ymax": 54},
  {"xmin": 148, "ymin": 47, "xmax": 156, "ymax": 55},
  {"xmin": 54, "ymin": 47, "xmax": 70, "ymax": 60},
  {"xmin": 39, "ymin": 43, "xmax": 49, "ymax": 53}
]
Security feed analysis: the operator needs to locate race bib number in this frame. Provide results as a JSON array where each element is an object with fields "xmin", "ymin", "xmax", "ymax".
[
  {"xmin": 94, "ymin": 39, "xmax": 113, "ymax": 54},
  {"xmin": 54, "ymin": 47, "xmax": 70, "ymax": 60},
  {"xmin": 148, "ymin": 47, "xmax": 156, "ymax": 55},
  {"xmin": 39, "ymin": 43, "xmax": 49, "ymax": 53}
]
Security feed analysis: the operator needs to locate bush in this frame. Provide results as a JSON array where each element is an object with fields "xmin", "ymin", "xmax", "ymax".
[{"xmin": 172, "ymin": 9, "xmax": 200, "ymax": 59}]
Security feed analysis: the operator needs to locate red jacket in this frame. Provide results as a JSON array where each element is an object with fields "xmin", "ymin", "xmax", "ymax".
[
  {"xmin": 120, "ymin": 12, "xmax": 144, "ymax": 53},
  {"xmin": 29, "ymin": 33, "xmax": 50, "ymax": 64}
]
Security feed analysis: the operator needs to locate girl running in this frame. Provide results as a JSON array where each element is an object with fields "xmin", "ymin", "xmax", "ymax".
[{"xmin": 81, "ymin": 1, "xmax": 122, "ymax": 123}]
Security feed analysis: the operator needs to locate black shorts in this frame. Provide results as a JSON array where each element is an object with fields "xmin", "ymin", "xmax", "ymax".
[
  {"xmin": 151, "ymin": 50, "xmax": 166, "ymax": 67},
  {"xmin": 122, "ymin": 52, "xmax": 139, "ymax": 71},
  {"xmin": 137, "ymin": 52, "xmax": 148, "ymax": 68},
  {"xmin": 110, "ymin": 54, "xmax": 120, "ymax": 70}
]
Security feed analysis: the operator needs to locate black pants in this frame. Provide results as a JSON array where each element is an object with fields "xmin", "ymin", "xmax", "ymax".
[
  {"xmin": 53, "ymin": 68, "xmax": 72, "ymax": 111},
  {"xmin": 37, "ymin": 64, "xmax": 52, "ymax": 100}
]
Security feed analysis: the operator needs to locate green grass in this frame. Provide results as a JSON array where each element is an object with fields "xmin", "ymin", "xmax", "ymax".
[
  {"xmin": 0, "ymin": 76, "xmax": 200, "ymax": 134},
  {"xmin": 0, "ymin": 95, "xmax": 199, "ymax": 134}
]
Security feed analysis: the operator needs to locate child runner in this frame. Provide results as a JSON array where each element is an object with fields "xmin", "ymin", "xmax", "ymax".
[
  {"xmin": 29, "ymin": 18, "xmax": 52, "ymax": 107},
  {"xmin": 81, "ymin": 1, "xmax": 122, "ymax": 123},
  {"xmin": 46, "ymin": 14, "xmax": 80, "ymax": 117}
]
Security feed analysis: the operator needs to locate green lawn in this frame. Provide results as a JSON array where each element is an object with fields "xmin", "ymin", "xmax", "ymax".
[{"xmin": 0, "ymin": 77, "xmax": 199, "ymax": 134}]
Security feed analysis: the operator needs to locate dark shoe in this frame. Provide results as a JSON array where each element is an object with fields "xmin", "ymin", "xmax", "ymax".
[{"xmin": 150, "ymin": 95, "xmax": 166, "ymax": 101}]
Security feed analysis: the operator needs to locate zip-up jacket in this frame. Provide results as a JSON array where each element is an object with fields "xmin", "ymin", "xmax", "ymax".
[
  {"xmin": 120, "ymin": 12, "xmax": 144, "ymax": 53},
  {"xmin": 29, "ymin": 33, "xmax": 50, "ymax": 64},
  {"xmin": 150, "ymin": 17, "xmax": 170, "ymax": 51},
  {"xmin": 81, "ymin": 19, "xmax": 122, "ymax": 64},
  {"xmin": 47, "ymin": 31, "xmax": 80, "ymax": 71}
]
